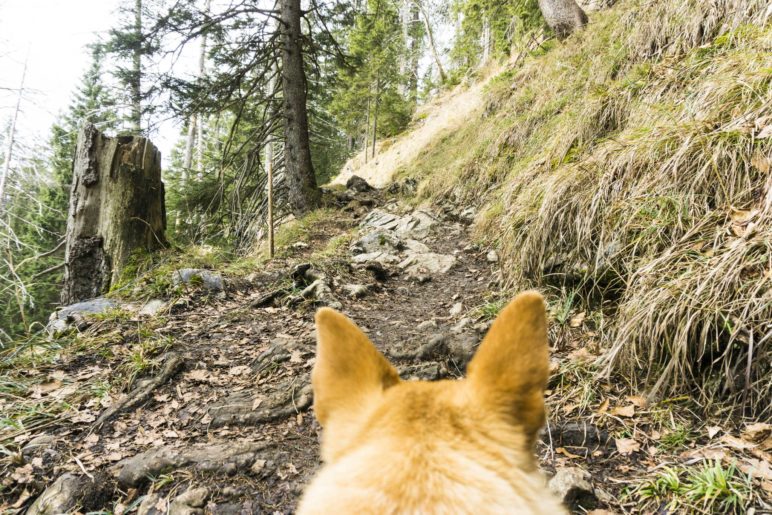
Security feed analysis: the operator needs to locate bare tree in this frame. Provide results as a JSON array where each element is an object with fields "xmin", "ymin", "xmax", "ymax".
[{"xmin": 0, "ymin": 56, "xmax": 27, "ymax": 211}]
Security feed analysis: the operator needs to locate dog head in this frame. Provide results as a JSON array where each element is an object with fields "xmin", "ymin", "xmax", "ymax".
[{"xmin": 311, "ymin": 291, "xmax": 550, "ymax": 466}]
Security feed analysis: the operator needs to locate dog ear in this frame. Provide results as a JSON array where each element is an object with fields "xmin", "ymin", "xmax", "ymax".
[
  {"xmin": 466, "ymin": 291, "xmax": 549, "ymax": 439},
  {"xmin": 313, "ymin": 307, "xmax": 400, "ymax": 450}
]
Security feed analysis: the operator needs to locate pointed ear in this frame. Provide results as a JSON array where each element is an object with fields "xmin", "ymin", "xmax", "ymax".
[
  {"xmin": 312, "ymin": 307, "xmax": 400, "ymax": 432},
  {"xmin": 466, "ymin": 291, "xmax": 550, "ymax": 439}
]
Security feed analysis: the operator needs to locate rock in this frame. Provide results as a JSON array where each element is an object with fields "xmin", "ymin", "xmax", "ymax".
[
  {"xmin": 291, "ymin": 241, "xmax": 309, "ymax": 250},
  {"xmin": 403, "ymin": 239, "xmax": 430, "ymax": 253},
  {"xmin": 172, "ymin": 269, "xmax": 224, "ymax": 291},
  {"xmin": 169, "ymin": 487, "xmax": 209, "ymax": 515},
  {"xmin": 451, "ymin": 317, "xmax": 471, "ymax": 333},
  {"xmin": 486, "ymin": 250, "xmax": 499, "ymax": 263},
  {"xmin": 138, "ymin": 299, "xmax": 166, "ymax": 316},
  {"xmin": 138, "ymin": 494, "xmax": 164, "ymax": 515},
  {"xmin": 27, "ymin": 473, "xmax": 108, "ymax": 515},
  {"xmin": 363, "ymin": 262, "xmax": 391, "ymax": 282},
  {"xmin": 21, "ymin": 434, "xmax": 56, "ymax": 460},
  {"xmin": 346, "ymin": 175, "xmax": 374, "ymax": 192},
  {"xmin": 448, "ymin": 333, "xmax": 477, "ymax": 368},
  {"xmin": 343, "ymin": 284, "xmax": 369, "ymax": 298},
  {"xmin": 416, "ymin": 319, "xmax": 437, "ymax": 331},
  {"xmin": 351, "ymin": 251, "xmax": 401, "ymax": 265},
  {"xmin": 351, "ymin": 231, "xmax": 404, "ymax": 255},
  {"xmin": 399, "ymin": 252, "xmax": 456, "ymax": 275},
  {"xmin": 116, "ymin": 441, "xmax": 275, "ymax": 488},
  {"xmin": 301, "ymin": 279, "xmax": 332, "ymax": 300},
  {"xmin": 548, "ymin": 467, "xmax": 598, "ymax": 511},
  {"xmin": 360, "ymin": 209, "xmax": 436, "ymax": 240},
  {"xmin": 47, "ymin": 297, "xmax": 118, "ymax": 335},
  {"xmin": 449, "ymin": 303, "xmax": 463, "ymax": 316}
]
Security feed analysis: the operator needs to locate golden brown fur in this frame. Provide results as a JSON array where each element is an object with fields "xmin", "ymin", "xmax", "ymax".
[{"xmin": 298, "ymin": 291, "xmax": 566, "ymax": 514}]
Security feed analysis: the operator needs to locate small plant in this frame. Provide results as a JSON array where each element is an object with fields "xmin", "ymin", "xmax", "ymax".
[
  {"xmin": 658, "ymin": 423, "xmax": 694, "ymax": 451},
  {"xmin": 634, "ymin": 460, "xmax": 753, "ymax": 513},
  {"xmin": 684, "ymin": 460, "xmax": 752, "ymax": 513}
]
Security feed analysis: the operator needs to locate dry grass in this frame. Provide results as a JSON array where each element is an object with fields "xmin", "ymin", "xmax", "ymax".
[{"xmin": 402, "ymin": 0, "xmax": 772, "ymax": 415}]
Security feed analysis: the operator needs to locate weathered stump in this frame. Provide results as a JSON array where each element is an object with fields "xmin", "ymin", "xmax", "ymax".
[{"xmin": 61, "ymin": 124, "xmax": 166, "ymax": 304}]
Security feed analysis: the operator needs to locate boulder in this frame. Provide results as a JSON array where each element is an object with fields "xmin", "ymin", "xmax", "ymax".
[
  {"xmin": 398, "ymin": 252, "xmax": 456, "ymax": 275},
  {"xmin": 47, "ymin": 297, "xmax": 118, "ymax": 335},
  {"xmin": 172, "ymin": 269, "xmax": 224, "ymax": 291},
  {"xmin": 351, "ymin": 230, "xmax": 404, "ymax": 255},
  {"xmin": 346, "ymin": 175, "xmax": 374, "ymax": 192},
  {"xmin": 548, "ymin": 466, "xmax": 598, "ymax": 511}
]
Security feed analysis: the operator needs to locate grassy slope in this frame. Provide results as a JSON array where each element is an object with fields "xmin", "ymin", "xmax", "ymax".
[{"xmin": 399, "ymin": 0, "xmax": 771, "ymax": 416}]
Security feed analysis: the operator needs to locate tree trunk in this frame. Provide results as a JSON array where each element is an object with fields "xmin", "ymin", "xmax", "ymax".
[
  {"xmin": 131, "ymin": 0, "xmax": 143, "ymax": 133},
  {"xmin": 417, "ymin": 1, "xmax": 446, "ymax": 83},
  {"xmin": 372, "ymin": 77, "xmax": 380, "ymax": 160},
  {"xmin": 279, "ymin": 0, "xmax": 320, "ymax": 216},
  {"xmin": 62, "ymin": 124, "xmax": 166, "ymax": 304},
  {"xmin": 537, "ymin": 0, "xmax": 588, "ymax": 39}
]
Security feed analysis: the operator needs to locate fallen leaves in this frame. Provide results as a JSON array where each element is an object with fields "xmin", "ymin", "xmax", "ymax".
[
  {"xmin": 611, "ymin": 405, "xmax": 635, "ymax": 418},
  {"xmin": 615, "ymin": 438, "xmax": 641, "ymax": 455}
]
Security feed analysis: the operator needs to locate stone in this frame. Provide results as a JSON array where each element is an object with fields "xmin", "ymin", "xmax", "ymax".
[
  {"xmin": 169, "ymin": 487, "xmax": 209, "ymax": 515},
  {"xmin": 47, "ymin": 297, "xmax": 118, "ymax": 335},
  {"xmin": 451, "ymin": 317, "xmax": 471, "ymax": 333},
  {"xmin": 346, "ymin": 175, "xmax": 374, "ymax": 192},
  {"xmin": 399, "ymin": 252, "xmax": 456, "ymax": 275},
  {"xmin": 548, "ymin": 467, "xmax": 598, "ymax": 511},
  {"xmin": 351, "ymin": 251, "xmax": 401, "ymax": 265},
  {"xmin": 343, "ymin": 284, "xmax": 369, "ymax": 298},
  {"xmin": 449, "ymin": 303, "xmax": 463, "ymax": 316},
  {"xmin": 21, "ymin": 435, "xmax": 56, "ymax": 459},
  {"xmin": 301, "ymin": 279, "xmax": 332, "ymax": 300},
  {"xmin": 137, "ymin": 494, "xmax": 164, "ymax": 515},
  {"xmin": 360, "ymin": 209, "xmax": 436, "ymax": 240},
  {"xmin": 138, "ymin": 299, "xmax": 166, "ymax": 316},
  {"xmin": 27, "ymin": 473, "xmax": 107, "ymax": 515},
  {"xmin": 291, "ymin": 241, "xmax": 309, "ymax": 250},
  {"xmin": 486, "ymin": 250, "xmax": 499, "ymax": 263},
  {"xmin": 351, "ymin": 231, "xmax": 404, "ymax": 255},
  {"xmin": 172, "ymin": 269, "xmax": 224, "ymax": 291}
]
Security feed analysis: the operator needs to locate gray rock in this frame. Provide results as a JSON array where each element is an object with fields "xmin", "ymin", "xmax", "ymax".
[
  {"xmin": 351, "ymin": 251, "xmax": 401, "ymax": 265},
  {"xmin": 138, "ymin": 299, "xmax": 166, "ymax": 316},
  {"xmin": 27, "ymin": 474, "xmax": 80, "ymax": 515},
  {"xmin": 361, "ymin": 209, "xmax": 437, "ymax": 240},
  {"xmin": 449, "ymin": 303, "xmax": 463, "ymax": 316},
  {"xmin": 351, "ymin": 231, "xmax": 404, "ymax": 255},
  {"xmin": 47, "ymin": 297, "xmax": 118, "ymax": 335},
  {"xmin": 451, "ymin": 317, "xmax": 471, "ymax": 333},
  {"xmin": 548, "ymin": 467, "xmax": 597, "ymax": 511},
  {"xmin": 403, "ymin": 239, "xmax": 430, "ymax": 254},
  {"xmin": 21, "ymin": 434, "xmax": 56, "ymax": 459},
  {"xmin": 301, "ymin": 279, "xmax": 332, "ymax": 300},
  {"xmin": 170, "ymin": 487, "xmax": 209, "ymax": 515},
  {"xmin": 486, "ymin": 250, "xmax": 499, "ymax": 263},
  {"xmin": 343, "ymin": 284, "xmax": 370, "ymax": 298},
  {"xmin": 399, "ymin": 252, "xmax": 456, "ymax": 275},
  {"xmin": 138, "ymin": 494, "xmax": 164, "ymax": 515},
  {"xmin": 346, "ymin": 175, "xmax": 374, "ymax": 192},
  {"xmin": 172, "ymin": 269, "xmax": 224, "ymax": 291}
]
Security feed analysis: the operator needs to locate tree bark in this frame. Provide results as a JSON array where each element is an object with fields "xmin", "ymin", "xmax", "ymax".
[
  {"xmin": 417, "ymin": 1, "xmax": 446, "ymax": 83},
  {"xmin": 279, "ymin": 0, "xmax": 320, "ymax": 216},
  {"xmin": 62, "ymin": 124, "xmax": 166, "ymax": 304}
]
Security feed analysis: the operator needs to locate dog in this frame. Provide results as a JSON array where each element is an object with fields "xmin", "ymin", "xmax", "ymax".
[{"xmin": 297, "ymin": 291, "xmax": 566, "ymax": 514}]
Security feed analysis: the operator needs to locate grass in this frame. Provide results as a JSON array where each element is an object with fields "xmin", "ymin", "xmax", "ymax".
[
  {"xmin": 400, "ymin": 0, "xmax": 772, "ymax": 416},
  {"xmin": 635, "ymin": 460, "xmax": 754, "ymax": 513}
]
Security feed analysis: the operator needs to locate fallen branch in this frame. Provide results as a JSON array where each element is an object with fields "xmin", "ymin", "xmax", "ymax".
[{"xmin": 94, "ymin": 353, "xmax": 184, "ymax": 428}]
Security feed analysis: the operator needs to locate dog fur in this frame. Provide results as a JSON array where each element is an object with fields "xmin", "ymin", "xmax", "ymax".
[{"xmin": 297, "ymin": 291, "xmax": 566, "ymax": 514}]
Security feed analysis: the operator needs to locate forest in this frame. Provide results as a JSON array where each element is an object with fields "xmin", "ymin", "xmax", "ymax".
[{"xmin": 0, "ymin": 0, "xmax": 770, "ymax": 513}]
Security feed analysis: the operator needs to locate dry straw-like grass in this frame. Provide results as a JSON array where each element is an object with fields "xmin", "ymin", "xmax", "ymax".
[{"xmin": 409, "ymin": 0, "xmax": 771, "ymax": 415}]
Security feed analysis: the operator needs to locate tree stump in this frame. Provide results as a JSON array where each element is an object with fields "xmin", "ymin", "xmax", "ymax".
[{"xmin": 61, "ymin": 124, "xmax": 166, "ymax": 304}]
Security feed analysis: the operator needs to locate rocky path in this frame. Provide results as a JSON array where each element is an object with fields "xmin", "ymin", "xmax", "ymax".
[
  {"xmin": 1, "ymin": 188, "xmax": 504, "ymax": 514},
  {"xmin": 4, "ymin": 185, "xmax": 770, "ymax": 514}
]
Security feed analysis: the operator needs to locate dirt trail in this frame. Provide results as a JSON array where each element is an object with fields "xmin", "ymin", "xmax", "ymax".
[
  {"xmin": 4, "ymin": 187, "xmax": 770, "ymax": 514},
  {"xmin": 332, "ymin": 78, "xmax": 489, "ymax": 188}
]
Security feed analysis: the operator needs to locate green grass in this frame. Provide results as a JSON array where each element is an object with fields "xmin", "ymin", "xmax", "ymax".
[{"xmin": 635, "ymin": 460, "xmax": 754, "ymax": 513}]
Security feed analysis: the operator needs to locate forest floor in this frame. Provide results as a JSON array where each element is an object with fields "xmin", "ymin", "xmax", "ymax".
[{"xmin": 1, "ymin": 185, "xmax": 771, "ymax": 514}]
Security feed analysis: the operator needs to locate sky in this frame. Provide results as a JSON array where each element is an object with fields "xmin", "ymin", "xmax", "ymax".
[{"xmin": 0, "ymin": 0, "xmax": 181, "ymax": 162}]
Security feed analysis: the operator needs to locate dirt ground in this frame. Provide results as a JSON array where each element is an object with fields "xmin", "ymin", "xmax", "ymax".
[{"xmin": 1, "ymin": 187, "xmax": 770, "ymax": 514}]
